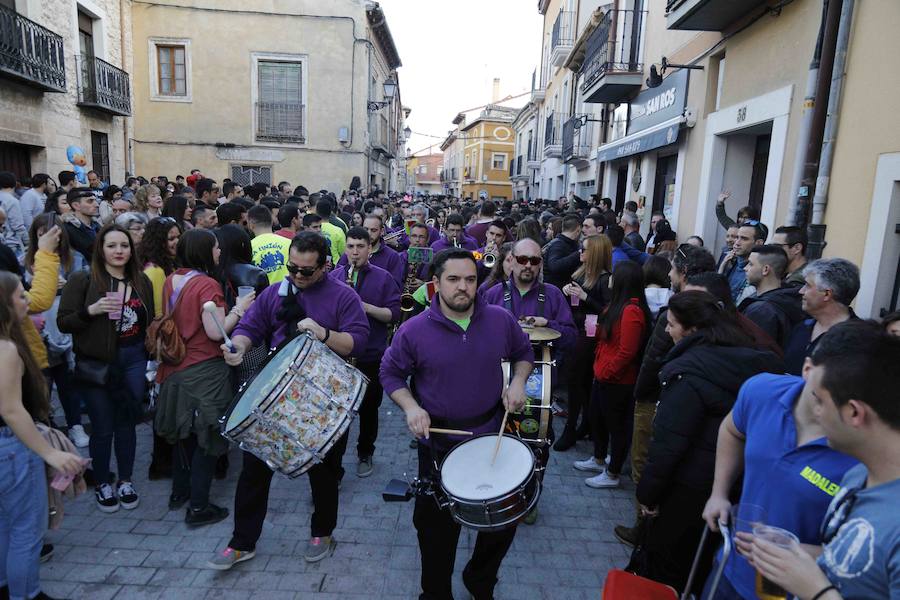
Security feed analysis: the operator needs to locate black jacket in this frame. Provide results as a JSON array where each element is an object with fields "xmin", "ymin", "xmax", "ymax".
[
  {"xmin": 571, "ymin": 271, "xmax": 611, "ymax": 334},
  {"xmin": 739, "ymin": 286, "xmax": 806, "ymax": 349},
  {"xmin": 64, "ymin": 219, "xmax": 98, "ymax": 265},
  {"xmin": 636, "ymin": 335, "xmax": 782, "ymax": 508},
  {"xmin": 634, "ymin": 308, "xmax": 673, "ymax": 404},
  {"xmin": 224, "ymin": 263, "xmax": 269, "ymax": 308},
  {"xmin": 543, "ymin": 234, "xmax": 580, "ymax": 289}
]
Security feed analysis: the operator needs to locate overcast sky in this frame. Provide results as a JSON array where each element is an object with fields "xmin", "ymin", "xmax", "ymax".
[{"xmin": 377, "ymin": 0, "xmax": 544, "ymax": 156}]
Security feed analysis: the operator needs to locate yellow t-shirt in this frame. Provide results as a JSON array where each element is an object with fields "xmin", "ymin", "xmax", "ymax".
[
  {"xmin": 251, "ymin": 233, "xmax": 292, "ymax": 285},
  {"xmin": 320, "ymin": 222, "xmax": 345, "ymax": 264},
  {"xmin": 144, "ymin": 264, "xmax": 166, "ymax": 317}
]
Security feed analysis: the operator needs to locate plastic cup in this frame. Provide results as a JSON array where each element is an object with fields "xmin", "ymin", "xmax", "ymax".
[
  {"xmin": 237, "ymin": 286, "xmax": 254, "ymax": 299},
  {"xmin": 570, "ymin": 293, "xmax": 580, "ymax": 307},
  {"xmin": 731, "ymin": 503, "xmax": 767, "ymax": 539},
  {"xmin": 106, "ymin": 291, "xmax": 124, "ymax": 320},
  {"xmin": 584, "ymin": 314, "xmax": 598, "ymax": 337},
  {"xmin": 753, "ymin": 525, "xmax": 799, "ymax": 600}
]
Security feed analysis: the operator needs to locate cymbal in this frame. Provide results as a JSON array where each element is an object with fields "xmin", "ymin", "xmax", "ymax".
[{"xmin": 521, "ymin": 325, "xmax": 561, "ymax": 341}]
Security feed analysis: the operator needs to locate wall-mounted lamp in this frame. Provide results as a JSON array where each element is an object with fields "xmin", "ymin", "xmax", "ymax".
[
  {"xmin": 368, "ymin": 77, "xmax": 397, "ymax": 111},
  {"xmin": 646, "ymin": 57, "xmax": 705, "ymax": 88}
]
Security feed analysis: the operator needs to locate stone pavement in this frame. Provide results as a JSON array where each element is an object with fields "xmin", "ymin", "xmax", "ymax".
[{"xmin": 41, "ymin": 406, "xmax": 634, "ymax": 599}]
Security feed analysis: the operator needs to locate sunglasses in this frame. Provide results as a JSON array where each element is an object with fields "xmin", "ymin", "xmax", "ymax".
[
  {"xmin": 286, "ymin": 264, "xmax": 319, "ymax": 277},
  {"xmin": 514, "ymin": 255, "xmax": 542, "ymax": 266}
]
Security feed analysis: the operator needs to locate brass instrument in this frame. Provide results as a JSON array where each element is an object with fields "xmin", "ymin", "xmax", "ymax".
[
  {"xmin": 452, "ymin": 237, "xmax": 460, "ymax": 248},
  {"xmin": 382, "ymin": 229, "xmax": 404, "ymax": 243},
  {"xmin": 345, "ymin": 263, "xmax": 355, "ymax": 288},
  {"xmin": 483, "ymin": 251, "xmax": 497, "ymax": 269},
  {"xmin": 400, "ymin": 261, "xmax": 419, "ymax": 315},
  {"xmin": 425, "ymin": 218, "xmax": 436, "ymax": 228}
]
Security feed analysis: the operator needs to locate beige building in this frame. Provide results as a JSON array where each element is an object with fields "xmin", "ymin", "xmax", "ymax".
[
  {"xmin": 0, "ymin": 0, "xmax": 132, "ymax": 182},
  {"xmin": 130, "ymin": 0, "xmax": 405, "ymax": 193},
  {"xmin": 406, "ymin": 150, "xmax": 443, "ymax": 196}
]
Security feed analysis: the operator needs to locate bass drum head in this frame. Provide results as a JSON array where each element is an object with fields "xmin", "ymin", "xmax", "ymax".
[
  {"xmin": 441, "ymin": 434, "xmax": 534, "ymax": 501},
  {"xmin": 224, "ymin": 335, "xmax": 304, "ymax": 431}
]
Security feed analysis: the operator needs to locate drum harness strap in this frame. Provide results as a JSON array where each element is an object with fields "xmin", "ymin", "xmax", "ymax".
[
  {"xmin": 502, "ymin": 280, "xmax": 545, "ymax": 319},
  {"xmin": 275, "ymin": 280, "xmax": 308, "ymax": 342}
]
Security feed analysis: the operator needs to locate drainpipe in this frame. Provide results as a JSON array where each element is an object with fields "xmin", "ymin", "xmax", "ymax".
[
  {"xmin": 120, "ymin": 0, "xmax": 130, "ymax": 176},
  {"xmin": 807, "ymin": 0, "xmax": 855, "ymax": 259},
  {"xmin": 786, "ymin": 0, "xmax": 836, "ymax": 225}
]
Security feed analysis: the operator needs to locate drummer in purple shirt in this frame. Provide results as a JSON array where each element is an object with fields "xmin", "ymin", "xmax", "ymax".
[
  {"xmin": 336, "ymin": 214, "xmax": 405, "ymax": 288},
  {"xmin": 330, "ymin": 226, "xmax": 400, "ymax": 478},
  {"xmin": 381, "ymin": 248, "xmax": 533, "ymax": 600},
  {"xmin": 430, "ymin": 214, "xmax": 479, "ymax": 253},
  {"xmin": 208, "ymin": 232, "xmax": 369, "ymax": 569}
]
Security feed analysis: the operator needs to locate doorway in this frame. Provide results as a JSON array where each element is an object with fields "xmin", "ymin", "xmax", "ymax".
[
  {"xmin": 652, "ymin": 154, "xmax": 678, "ymax": 220},
  {"xmin": 614, "ymin": 165, "xmax": 628, "ymax": 212},
  {"xmin": 0, "ymin": 142, "xmax": 31, "ymax": 180}
]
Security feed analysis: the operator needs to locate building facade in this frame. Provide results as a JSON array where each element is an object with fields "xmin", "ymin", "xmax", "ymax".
[
  {"xmin": 130, "ymin": 0, "xmax": 404, "ymax": 193},
  {"xmin": 0, "ymin": 0, "xmax": 132, "ymax": 183},
  {"xmin": 406, "ymin": 150, "xmax": 443, "ymax": 196}
]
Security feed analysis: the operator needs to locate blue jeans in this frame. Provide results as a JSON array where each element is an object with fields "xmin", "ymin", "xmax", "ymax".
[
  {"xmin": 0, "ymin": 430, "xmax": 48, "ymax": 600},
  {"xmin": 78, "ymin": 343, "xmax": 147, "ymax": 484}
]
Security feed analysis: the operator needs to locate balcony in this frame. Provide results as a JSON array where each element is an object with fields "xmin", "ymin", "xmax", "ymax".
[
  {"xmin": 580, "ymin": 9, "xmax": 645, "ymax": 104},
  {"xmin": 256, "ymin": 102, "xmax": 305, "ymax": 144},
  {"xmin": 530, "ymin": 67, "xmax": 545, "ymax": 103},
  {"xmin": 0, "ymin": 5, "xmax": 65, "ymax": 92},
  {"xmin": 562, "ymin": 115, "xmax": 594, "ymax": 168},
  {"xmin": 76, "ymin": 55, "xmax": 130, "ymax": 116},
  {"xmin": 550, "ymin": 10, "xmax": 574, "ymax": 68},
  {"xmin": 511, "ymin": 155, "xmax": 529, "ymax": 182},
  {"xmin": 464, "ymin": 166, "xmax": 475, "ymax": 182},
  {"xmin": 543, "ymin": 112, "xmax": 567, "ymax": 158},
  {"xmin": 369, "ymin": 113, "xmax": 395, "ymax": 158},
  {"xmin": 666, "ymin": 0, "xmax": 769, "ymax": 31}
]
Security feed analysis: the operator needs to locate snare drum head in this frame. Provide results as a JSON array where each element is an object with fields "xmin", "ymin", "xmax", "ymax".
[
  {"xmin": 441, "ymin": 435, "xmax": 534, "ymax": 501},
  {"xmin": 225, "ymin": 336, "xmax": 304, "ymax": 430}
]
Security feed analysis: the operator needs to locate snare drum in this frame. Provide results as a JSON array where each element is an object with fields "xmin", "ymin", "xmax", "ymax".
[
  {"xmin": 220, "ymin": 333, "xmax": 368, "ymax": 478},
  {"xmin": 439, "ymin": 434, "xmax": 540, "ymax": 531}
]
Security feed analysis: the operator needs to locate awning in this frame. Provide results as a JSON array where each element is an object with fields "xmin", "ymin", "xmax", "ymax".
[{"xmin": 595, "ymin": 115, "xmax": 685, "ymax": 163}]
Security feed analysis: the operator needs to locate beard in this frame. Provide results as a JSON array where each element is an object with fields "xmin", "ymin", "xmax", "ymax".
[
  {"xmin": 517, "ymin": 270, "xmax": 536, "ymax": 284},
  {"xmin": 442, "ymin": 291, "xmax": 474, "ymax": 313}
]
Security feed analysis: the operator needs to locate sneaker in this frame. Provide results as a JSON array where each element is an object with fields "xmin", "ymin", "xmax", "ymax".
[
  {"xmin": 614, "ymin": 523, "xmax": 639, "ymax": 547},
  {"xmin": 304, "ymin": 536, "xmax": 336, "ymax": 563},
  {"xmin": 573, "ymin": 457, "xmax": 605, "ymax": 473},
  {"xmin": 185, "ymin": 503, "xmax": 229, "ymax": 527},
  {"xmin": 206, "ymin": 546, "xmax": 256, "ymax": 571},
  {"xmin": 357, "ymin": 456, "xmax": 374, "ymax": 478},
  {"xmin": 116, "ymin": 481, "xmax": 139, "ymax": 510},
  {"xmin": 95, "ymin": 483, "xmax": 119, "ymax": 513},
  {"xmin": 585, "ymin": 471, "xmax": 620, "ymax": 489},
  {"xmin": 67, "ymin": 425, "xmax": 89, "ymax": 448},
  {"xmin": 40, "ymin": 543, "xmax": 54, "ymax": 563}
]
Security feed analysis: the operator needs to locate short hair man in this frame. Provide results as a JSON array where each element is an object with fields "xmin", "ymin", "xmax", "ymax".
[
  {"xmin": 216, "ymin": 202, "xmax": 247, "ymax": 228},
  {"xmin": 58, "ymin": 171, "xmax": 77, "ymax": 193},
  {"xmin": 195, "ymin": 178, "xmax": 219, "ymax": 208},
  {"xmin": 19, "ymin": 173, "xmax": 50, "ymax": 228},
  {"xmin": 64, "ymin": 187, "xmax": 101, "ymax": 263},
  {"xmin": 247, "ymin": 205, "xmax": 291, "ymax": 284},
  {"xmin": 607, "ymin": 224, "xmax": 649, "ymax": 268},
  {"xmin": 432, "ymin": 214, "xmax": 477, "ymax": 252},
  {"xmin": 336, "ymin": 214, "xmax": 404, "ymax": 288},
  {"xmin": 0, "ymin": 171, "xmax": 27, "ymax": 255},
  {"xmin": 621, "ymin": 211, "xmax": 645, "ymax": 252},
  {"xmin": 275, "ymin": 204, "xmax": 300, "ymax": 240},
  {"xmin": 581, "ymin": 214, "xmax": 603, "ymax": 238},
  {"xmin": 222, "ymin": 181, "xmax": 243, "ymax": 202},
  {"xmin": 773, "ymin": 225, "xmax": 809, "ymax": 287},
  {"xmin": 784, "ymin": 258, "xmax": 860, "ymax": 375},
  {"xmin": 739, "ymin": 244, "xmax": 806, "ymax": 351},
  {"xmin": 314, "ymin": 200, "xmax": 346, "ymax": 264},
  {"xmin": 749, "ymin": 321, "xmax": 900, "ymax": 600},
  {"xmin": 465, "ymin": 200, "xmax": 498, "ymax": 246},
  {"xmin": 276, "ymin": 181, "xmax": 292, "ymax": 200},
  {"xmin": 542, "ymin": 213, "xmax": 582, "ymax": 288},
  {"xmin": 720, "ymin": 220, "xmax": 767, "ymax": 303},
  {"xmin": 86, "ymin": 170, "xmax": 106, "ymax": 199},
  {"xmin": 193, "ymin": 204, "xmax": 218, "ymax": 229}
]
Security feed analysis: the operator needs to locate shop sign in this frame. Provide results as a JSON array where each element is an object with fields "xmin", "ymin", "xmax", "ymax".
[{"xmin": 628, "ymin": 69, "xmax": 689, "ymax": 136}]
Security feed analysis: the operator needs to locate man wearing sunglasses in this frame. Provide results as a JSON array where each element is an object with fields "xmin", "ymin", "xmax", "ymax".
[
  {"xmin": 748, "ymin": 322, "xmax": 900, "ymax": 600},
  {"xmin": 209, "ymin": 232, "xmax": 369, "ymax": 568}
]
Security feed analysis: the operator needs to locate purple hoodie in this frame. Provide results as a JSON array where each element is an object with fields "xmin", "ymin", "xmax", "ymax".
[
  {"xmin": 482, "ymin": 279, "xmax": 577, "ymax": 351},
  {"xmin": 329, "ymin": 263, "xmax": 400, "ymax": 362},
  {"xmin": 337, "ymin": 243, "xmax": 405, "ymax": 289},
  {"xmin": 380, "ymin": 294, "xmax": 533, "ymax": 442},
  {"xmin": 233, "ymin": 274, "xmax": 369, "ymax": 356}
]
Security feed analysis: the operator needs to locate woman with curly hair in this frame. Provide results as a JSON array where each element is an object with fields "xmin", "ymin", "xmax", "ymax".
[
  {"xmin": 133, "ymin": 184, "xmax": 163, "ymax": 220},
  {"xmin": 139, "ymin": 217, "xmax": 181, "ymax": 318}
]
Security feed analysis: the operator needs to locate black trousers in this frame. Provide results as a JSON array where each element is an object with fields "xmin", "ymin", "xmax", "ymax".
[
  {"xmin": 355, "ymin": 359, "xmax": 383, "ymax": 459},
  {"xmin": 228, "ymin": 431, "xmax": 348, "ymax": 550},
  {"xmin": 562, "ymin": 336, "xmax": 596, "ymax": 438},
  {"xmin": 171, "ymin": 434, "xmax": 217, "ymax": 510},
  {"xmin": 413, "ymin": 444, "xmax": 516, "ymax": 600},
  {"xmin": 593, "ymin": 381, "xmax": 635, "ymax": 475}
]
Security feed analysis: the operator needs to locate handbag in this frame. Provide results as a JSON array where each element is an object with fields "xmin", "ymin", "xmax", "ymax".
[
  {"xmin": 73, "ymin": 286, "xmax": 127, "ymax": 386},
  {"xmin": 145, "ymin": 271, "xmax": 200, "ymax": 365},
  {"xmin": 625, "ymin": 514, "xmax": 655, "ymax": 578}
]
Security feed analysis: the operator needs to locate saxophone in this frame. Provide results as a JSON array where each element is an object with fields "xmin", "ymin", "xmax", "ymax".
[{"xmin": 399, "ymin": 261, "xmax": 418, "ymax": 315}]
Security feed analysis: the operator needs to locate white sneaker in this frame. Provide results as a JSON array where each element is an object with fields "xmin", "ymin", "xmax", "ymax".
[
  {"xmin": 585, "ymin": 471, "xmax": 620, "ymax": 489},
  {"xmin": 68, "ymin": 425, "xmax": 89, "ymax": 448},
  {"xmin": 573, "ymin": 457, "xmax": 605, "ymax": 473}
]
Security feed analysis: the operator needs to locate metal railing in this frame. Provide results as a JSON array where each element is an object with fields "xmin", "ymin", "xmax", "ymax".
[
  {"xmin": 562, "ymin": 115, "xmax": 594, "ymax": 162},
  {"xmin": 0, "ymin": 4, "xmax": 65, "ymax": 92},
  {"xmin": 551, "ymin": 10, "xmax": 574, "ymax": 51},
  {"xmin": 516, "ymin": 155, "xmax": 523, "ymax": 175},
  {"xmin": 256, "ymin": 101, "xmax": 305, "ymax": 143},
  {"xmin": 580, "ymin": 9, "xmax": 646, "ymax": 92},
  {"xmin": 76, "ymin": 55, "xmax": 130, "ymax": 115},
  {"xmin": 544, "ymin": 112, "xmax": 568, "ymax": 148}
]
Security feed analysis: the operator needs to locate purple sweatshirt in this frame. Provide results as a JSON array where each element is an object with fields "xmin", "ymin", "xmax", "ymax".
[
  {"xmin": 430, "ymin": 235, "xmax": 479, "ymax": 253},
  {"xmin": 482, "ymin": 279, "xmax": 577, "ymax": 352},
  {"xmin": 337, "ymin": 243, "xmax": 405, "ymax": 288},
  {"xmin": 380, "ymin": 295, "xmax": 533, "ymax": 441},
  {"xmin": 233, "ymin": 275, "xmax": 369, "ymax": 356},
  {"xmin": 395, "ymin": 224, "xmax": 440, "ymax": 249},
  {"xmin": 329, "ymin": 263, "xmax": 400, "ymax": 362}
]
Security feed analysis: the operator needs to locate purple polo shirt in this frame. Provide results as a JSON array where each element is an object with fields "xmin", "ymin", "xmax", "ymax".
[
  {"xmin": 337, "ymin": 243, "xmax": 405, "ymax": 288},
  {"xmin": 482, "ymin": 279, "xmax": 577, "ymax": 352},
  {"xmin": 329, "ymin": 263, "xmax": 400, "ymax": 362},
  {"xmin": 380, "ymin": 295, "xmax": 533, "ymax": 443},
  {"xmin": 233, "ymin": 275, "xmax": 369, "ymax": 357},
  {"xmin": 430, "ymin": 235, "xmax": 479, "ymax": 253}
]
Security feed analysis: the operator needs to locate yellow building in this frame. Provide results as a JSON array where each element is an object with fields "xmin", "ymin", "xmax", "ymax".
[{"xmin": 439, "ymin": 106, "xmax": 517, "ymax": 201}]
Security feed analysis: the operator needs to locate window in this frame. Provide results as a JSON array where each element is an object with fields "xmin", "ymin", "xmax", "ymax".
[
  {"xmin": 255, "ymin": 58, "xmax": 305, "ymax": 144},
  {"xmin": 156, "ymin": 44, "xmax": 186, "ymax": 96},
  {"xmin": 90, "ymin": 131, "xmax": 109, "ymax": 182},
  {"xmin": 230, "ymin": 165, "xmax": 272, "ymax": 187},
  {"xmin": 492, "ymin": 153, "xmax": 507, "ymax": 171},
  {"xmin": 78, "ymin": 10, "xmax": 94, "ymax": 58}
]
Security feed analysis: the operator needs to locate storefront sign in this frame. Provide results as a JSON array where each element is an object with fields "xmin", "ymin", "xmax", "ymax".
[
  {"xmin": 628, "ymin": 69, "xmax": 689, "ymax": 136},
  {"xmin": 596, "ymin": 122, "xmax": 681, "ymax": 162}
]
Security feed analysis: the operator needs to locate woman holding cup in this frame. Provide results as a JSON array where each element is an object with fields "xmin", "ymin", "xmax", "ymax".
[{"xmin": 58, "ymin": 224, "xmax": 155, "ymax": 513}]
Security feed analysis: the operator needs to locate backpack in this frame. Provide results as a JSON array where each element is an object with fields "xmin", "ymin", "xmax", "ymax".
[{"xmin": 145, "ymin": 271, "xmax": 201, "ymax": 365}]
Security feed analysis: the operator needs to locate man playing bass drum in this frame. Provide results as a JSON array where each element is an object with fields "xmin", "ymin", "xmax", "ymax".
[{"xmin": 380, "ymin": 248, "xmax": 533, "ymax": 600}]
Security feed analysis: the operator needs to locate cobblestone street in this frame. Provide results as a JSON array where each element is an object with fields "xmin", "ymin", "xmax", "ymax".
[{"xmin": 41, "ymin": 405, "xmax": 633, "ymax": 599}]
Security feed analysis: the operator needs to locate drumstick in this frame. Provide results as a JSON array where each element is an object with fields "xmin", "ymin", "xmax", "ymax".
[
  {"xmin": 203, "ymin": 301, "xmax": 235, "ymax": 353},
  {"xmin": 427, "ymin": 427, "xmax": 474, "ymax": 436},
  {"xmin": 490, "ymin": 409, "xmax": 509, "ymax": 466}
]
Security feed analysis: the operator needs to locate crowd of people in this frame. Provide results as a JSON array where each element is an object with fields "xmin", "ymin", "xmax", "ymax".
[{"xmin": 0, "ymin": 166, "xmax": 898, "ymax": 600}]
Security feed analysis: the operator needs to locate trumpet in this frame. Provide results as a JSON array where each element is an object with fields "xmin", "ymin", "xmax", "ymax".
[
  {"xmin": 383, "ymin": 229, "xmax": 404, "ymax": 243},
  {"xmin": 483, "ymin": 251, "xmax": 497, "ymax": 269}
]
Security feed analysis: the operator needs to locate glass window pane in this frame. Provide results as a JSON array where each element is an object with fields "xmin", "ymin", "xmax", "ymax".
[
  {"xmin": 158, "ymin": 47, "xmax": 170, "ymax": 64},
  {"xmin": 175, "ymin": 79, "xmax": 185, "ymax": 95},
  {"xmin": 175, "ymin": 64, "xmax": 185, "ymax": 80},
  {"xmin": 174, "ymin": 47, "xmax": 185, "ymax": 65},
  {"xmin": 160, "ymin": 77, "xmax": 171, "ymax": 93},
  {"xmin": 159, "ymin": 62, "xmax": 171, "ymax": 79}
]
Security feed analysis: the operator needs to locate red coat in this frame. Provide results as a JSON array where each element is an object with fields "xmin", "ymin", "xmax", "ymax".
[{"xmin": 593, "ymin": 299, "xmax": 647, "ymax": 385}]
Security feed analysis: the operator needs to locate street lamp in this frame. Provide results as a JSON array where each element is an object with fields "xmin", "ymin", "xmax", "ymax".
[
  {"xmin": 368, "ymin": 77, "xmax": 397, "ymax": 112},
  {"xmin": 403, "ymin": 125, "xmax": 412, "ymax": 140}
]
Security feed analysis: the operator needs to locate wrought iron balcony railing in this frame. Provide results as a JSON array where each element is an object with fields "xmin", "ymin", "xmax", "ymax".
[
  {"xmin": 544, "ymin": 112, "xmax": 568, "ymax": 148},
  {"xmin": 580, "ymin": 9, "xmax": 646, "ymax": 92},
  {"xmin": 562, "ymin": 114, "xmax": 594, "ymax": 162},
  {"xmin": 76, "ymin": 54, "xmax": 131, "ymax": 116},
  {"xmin": 551, "ymin": 10, "xmax": 574, "ymax": 52},
  {"xmin": 0, "ymin": 4, "xmax": 65, "ymax": 92}
]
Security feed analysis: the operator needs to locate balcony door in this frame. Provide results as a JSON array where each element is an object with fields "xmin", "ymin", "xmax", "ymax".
[{"xmin": 78, "ymin": 10, "xmax": 96, "ymax": 99}]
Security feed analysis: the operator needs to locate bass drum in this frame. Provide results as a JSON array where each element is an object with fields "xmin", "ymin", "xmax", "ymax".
[{"xmin": 220, "ymin": 333, "xmax": 368, "ymax": 478}]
